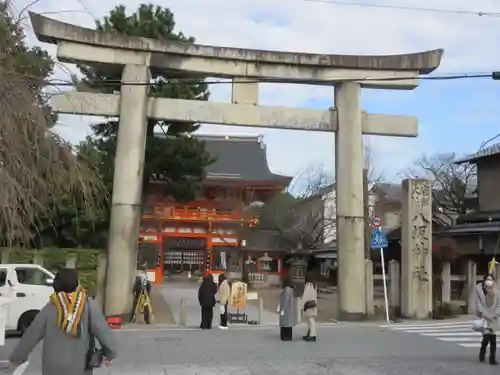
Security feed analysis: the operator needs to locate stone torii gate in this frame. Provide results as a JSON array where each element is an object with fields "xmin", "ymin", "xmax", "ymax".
[{"xmin": 30, "ymin": 12, "xmax": 443, "ymax": 320}]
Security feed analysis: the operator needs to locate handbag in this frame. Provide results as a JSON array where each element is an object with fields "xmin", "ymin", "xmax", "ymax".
[
  {"xmin": 85, "ymin": 301, "xmax": 104, "ymax": 370},
  {"xmin": 303, "ymin": 300, "xmax": 317, "ymax": 311},
  {"xmin": 472, "ymin": 317, "xmax": 488, "ymax": 332}
]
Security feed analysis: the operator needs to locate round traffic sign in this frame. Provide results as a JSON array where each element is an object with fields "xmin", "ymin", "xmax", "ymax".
[{"xmin": 372, "ymin": 216, "xmax": 382, "ymax": 228}]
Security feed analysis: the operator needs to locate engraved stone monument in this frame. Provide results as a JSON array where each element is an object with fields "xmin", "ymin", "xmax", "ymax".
[{"xmin": 401, "ymin": 179, "xmax": 433, "ymax": 319}]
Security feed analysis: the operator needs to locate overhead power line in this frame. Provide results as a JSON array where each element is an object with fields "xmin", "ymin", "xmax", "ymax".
[
  {"xmin": 298, "ymin": 0, "xmax": 500, "ymax": 18},
  {"xmin": 47, "ymin": 71, "xmax": 499, "ymax": 88}
]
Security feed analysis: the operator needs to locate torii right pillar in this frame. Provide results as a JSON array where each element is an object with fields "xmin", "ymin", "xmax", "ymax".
[{"xmin": 334, "ymin": 91, "xmax": 435, "ymax": 321}]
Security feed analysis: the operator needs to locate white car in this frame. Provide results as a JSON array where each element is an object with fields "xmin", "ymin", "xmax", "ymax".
[{"xmin": 0, "ymin": 264, "xmax": 55, "ymax": 334}]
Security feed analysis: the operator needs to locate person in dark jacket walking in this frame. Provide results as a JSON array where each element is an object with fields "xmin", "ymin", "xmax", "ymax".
[
  {"xmin": 198, "ymin": 275, "xmax": 217, "ymax": 329},
  {"xmin": 8, "ymin": 268, "xmax": 117, "ymax": 375}
]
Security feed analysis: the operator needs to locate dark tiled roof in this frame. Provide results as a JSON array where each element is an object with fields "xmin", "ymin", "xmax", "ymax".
[
  {"xmin": 457, "ymin": 210, "xmax": 500, "ymax": 224},
  {"xmin": 370, "ymin": 183, "xmax": 475, "ymax": 212},
  {"xmin": 371, "ymin": 182, "xmax": 402, "ymax": 201},
  {"xmin": 311, "ymin": 240, "xmax": 337, "ymax": 253},
  {"xmin": 152, "ymin": 133, "xmax": 293, "ymax": 185},
  {"xmin": 441, "ymin": 221, "xmax": 500, "ymax": 235},
  {"xmin": 456, "ymin": 142, "xmax": 500, "ymax": 164},
  {"xmin": 198, "ymin": 135, "xmax": 292, "ymax": 184}
]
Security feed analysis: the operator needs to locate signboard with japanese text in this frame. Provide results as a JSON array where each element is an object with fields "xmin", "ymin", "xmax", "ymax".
[{"xmin": 230, "ymin": 281, "xmax": 248, "ymax": 309}]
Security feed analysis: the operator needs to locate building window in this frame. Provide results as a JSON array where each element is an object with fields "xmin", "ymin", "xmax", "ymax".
[{"xmin": 164, "ymin": 237, "xmax": 207, "ymax": 250}]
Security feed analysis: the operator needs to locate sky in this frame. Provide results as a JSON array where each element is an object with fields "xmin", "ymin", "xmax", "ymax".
[{"xmin": 12, "ymin": 0, "xmax": 500, "ymax": 182}]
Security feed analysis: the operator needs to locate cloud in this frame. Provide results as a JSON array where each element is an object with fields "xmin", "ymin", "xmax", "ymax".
[{"xmin": 14, "ymin": 0, "xmax": 500, "ymax": 180}]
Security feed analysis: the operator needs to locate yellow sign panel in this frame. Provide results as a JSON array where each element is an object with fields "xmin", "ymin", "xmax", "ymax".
[{"xmin": 230, "ymin": 281, "xmax": 248, "ymax": 309}]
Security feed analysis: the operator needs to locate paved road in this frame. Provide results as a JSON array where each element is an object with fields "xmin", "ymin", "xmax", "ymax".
[
  {"xmin": 0, "ymin": 321, "xmax": 499, "ymax": 375},
  {"xmin": 379, "ymin": 320, "xmax": 482, "ymax": 348},
  {"xmin": 161, "ymin": 280, "xmax": 278, "ymax": 327}
]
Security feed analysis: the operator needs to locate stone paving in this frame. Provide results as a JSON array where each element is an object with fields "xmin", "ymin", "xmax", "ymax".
[{"xmin": 3, "ymin": 322, "xmax": 500, "ymax": 375}]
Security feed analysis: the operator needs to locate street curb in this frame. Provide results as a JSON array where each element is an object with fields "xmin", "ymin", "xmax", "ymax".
[
  {"xmin": 118, "ymin": 315, "xmax": 475, "ymax": 332},
  {"xmin": 117, "ymin": 321, "xmax": 402, "ymax": 332},
  {"xmin": 380, "ymin": 315, "xmax": 474, "ymax": 326}
]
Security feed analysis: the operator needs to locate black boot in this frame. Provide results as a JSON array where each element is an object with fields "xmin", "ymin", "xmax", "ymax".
[
  {"xmin": 303, "ymin": 329, "xmax": 310, "ymax": 340},
  {"xmin": 480, "ymin": 335, "xmax": 489, "ymax": 362},
  {"xmin": 283, "ymin": 327, "xmax": 293, "ymax": 341},
  {"xmin": 305, "ymin": 336, "xmax": 317, "ymax": 342},
  {"xmin": 490, "ymin": 334, "xmax": 498, "ymax": 365}
]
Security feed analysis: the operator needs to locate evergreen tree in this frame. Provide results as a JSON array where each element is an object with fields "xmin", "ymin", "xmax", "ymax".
[{"xmin": 78, "ymin": 4, "xmax": 214, "ymax": 202}]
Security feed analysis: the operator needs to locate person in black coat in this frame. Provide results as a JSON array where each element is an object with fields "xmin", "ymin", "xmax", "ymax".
[{"xmin": 198, "ymin": 275, "xmax": 217, "ymax": 329}]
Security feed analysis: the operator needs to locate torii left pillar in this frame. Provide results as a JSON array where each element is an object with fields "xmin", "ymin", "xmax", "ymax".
[
  {"xmin": 335, "ymin": 82, "xmax": 366, "ymax": 320},
  {"xmin": 104, "ymin": 64, "xmax": 150, "ymax": 318}
]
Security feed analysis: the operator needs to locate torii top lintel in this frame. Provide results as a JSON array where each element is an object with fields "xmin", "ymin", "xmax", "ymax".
[{"xmin": 29, "ymin": 12, "xmax": 443, "ymax": 75}]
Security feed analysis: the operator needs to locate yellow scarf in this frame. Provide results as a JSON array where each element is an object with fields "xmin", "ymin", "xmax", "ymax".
[{"xmin": 50, "ymin": 286, "xmax": 87, "ymax": 338}]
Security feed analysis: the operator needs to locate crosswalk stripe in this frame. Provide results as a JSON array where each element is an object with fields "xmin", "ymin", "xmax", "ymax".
[
  {"xmin": 392, "ymin": 324, "xmax": 471, "ymax": 331},
  {"xmin": 379, "ymin": 321, "xmax": 484, "ymax": 349},
  {"xmin": 401, "ymin": 328, "xmax": 472, "ymax": 333},
  {"xmin": 421, "ymin": 331, "xmax": 480, "ymax": 336},
  {"xmin": 459, "ymin": 343, "xmax": 481, "ymax": 348},
  {"xmin": 379, "ymin": 321, "xmax": 471, "ymax": 329},
  {"xmin": 437, "ymin": 337, "xmax": 479, "ymax": 342}
]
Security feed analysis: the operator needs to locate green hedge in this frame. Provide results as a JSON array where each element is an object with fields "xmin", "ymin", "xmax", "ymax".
[{"xmin": 0, "ymin": 248, "xmax": 103, "ymax": 297}]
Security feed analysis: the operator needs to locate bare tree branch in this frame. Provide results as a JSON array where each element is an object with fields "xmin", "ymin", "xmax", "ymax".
[
  {"xmin": 0, "ymin": 2, "xmax": 106, "ymax": 245},
  {"xmin": 254, "ymin": 164, "xmax": 335, "ymax": 250},
  {"xmin": 403, "ymin": 152, "xmax": 477, "ymax": 222},
  {"xmin": 363, "ymin": 142, "xmax": 385, "ymax": 184}
]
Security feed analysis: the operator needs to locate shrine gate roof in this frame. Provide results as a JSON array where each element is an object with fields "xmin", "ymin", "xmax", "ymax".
[{"xmin": 30, "ymin": 12, "xmax": 443, "ymax": 75}]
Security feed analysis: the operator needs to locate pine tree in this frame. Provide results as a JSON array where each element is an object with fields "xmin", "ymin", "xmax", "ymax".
[{"xmin": 79, "ymin": 4, "xmax": 214, "ymax": 202}]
